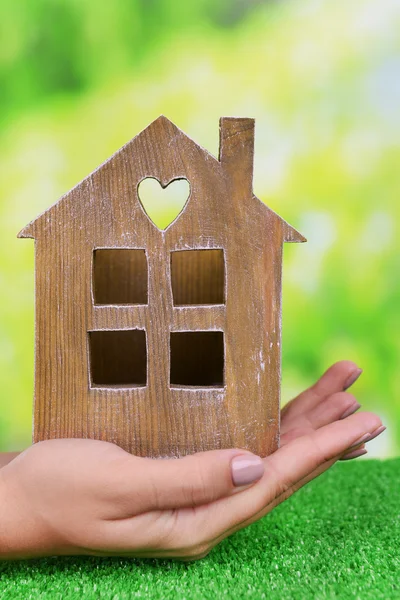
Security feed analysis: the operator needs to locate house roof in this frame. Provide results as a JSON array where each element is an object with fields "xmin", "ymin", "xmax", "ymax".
[{"xmin": 18, "ymin": 115, "xmax": 306, "ymax": 243}]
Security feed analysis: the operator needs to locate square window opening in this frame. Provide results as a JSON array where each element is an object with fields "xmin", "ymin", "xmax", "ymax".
[
  {"xmin": 89, "ymin": 330, "xmax": 147, "ymax": 387},
  {"xmin": 170, "ymin": 331, "xmax": 224, "ymax": 387},
  {"xmin": 93, "ymin": 249, "xmax": 148, "ymax": 305},
  {"xmin": 171, "ymin": 249, "xmax": 225, "ymax": 305}
]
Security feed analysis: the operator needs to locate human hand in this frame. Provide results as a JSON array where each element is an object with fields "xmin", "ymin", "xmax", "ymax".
[{"xmin": 0, "ymin": 361, "xmax": 384, "ymax": 561}]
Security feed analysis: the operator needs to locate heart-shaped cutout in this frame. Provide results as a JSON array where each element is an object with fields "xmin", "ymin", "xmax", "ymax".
[{"xmin": 138, "ymin": 177, "xmax": 190, "ymax": 230}]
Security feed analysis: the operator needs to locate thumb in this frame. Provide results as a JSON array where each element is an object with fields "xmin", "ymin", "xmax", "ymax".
[{"xmin": 132, "ymin": 449, "xmax": 264, "ymax": 511}]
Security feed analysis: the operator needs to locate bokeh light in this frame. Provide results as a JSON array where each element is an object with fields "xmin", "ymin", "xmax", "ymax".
[{"xmin": 1, "ymin": 0, "xmax": 399, "ymax": 456}]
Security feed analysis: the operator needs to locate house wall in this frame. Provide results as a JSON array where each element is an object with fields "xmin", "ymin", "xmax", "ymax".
[{"xmin": 31, "ymin": 119, "xmax": 284, "ymax": 457}]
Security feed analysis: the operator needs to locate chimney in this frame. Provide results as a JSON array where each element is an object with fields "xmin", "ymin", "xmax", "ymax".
[{"xmin": 219, "ymin": 117, "xmax": 255, "ymax": 196}]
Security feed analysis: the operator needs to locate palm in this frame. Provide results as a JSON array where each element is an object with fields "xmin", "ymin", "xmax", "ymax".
[{"xmin": 103, "ymin": 361, "xmax": 376, "ymax": 560}]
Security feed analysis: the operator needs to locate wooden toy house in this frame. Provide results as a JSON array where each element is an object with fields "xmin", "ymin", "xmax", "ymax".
[{"xmin": 18, "ymin": 116, "xmax": 305, "ymax": 458}]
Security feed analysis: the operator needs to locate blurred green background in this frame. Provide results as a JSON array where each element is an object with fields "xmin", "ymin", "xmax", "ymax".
[{"xmin": 0, "ymin": 0, "xmax": 399, "ymax": 456}]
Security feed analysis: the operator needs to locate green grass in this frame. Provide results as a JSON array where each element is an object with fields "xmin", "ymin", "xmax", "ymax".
[{"xmin": 1, "ymin": 458, "xmax": 399, "ymax": 599}]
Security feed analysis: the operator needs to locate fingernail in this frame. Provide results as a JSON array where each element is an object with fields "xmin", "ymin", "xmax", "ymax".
[
  {"xmin": 343, "ymin": 368, "xmax": 363, "ymax": 391},
  {"xmin": 341, "ymin": 448, "xmax": 368, "ymax": 461},
  {"xmin": 340, "ymin": 402, "xmax": 361, "ymax": 420},
  {"xmin": 347, "ymin": 433, "xmax": 370, "ymax": 450},
  {"xmin": 365, "ymin": 425, "xmax": 386, "ymax": 443},
  {"xmin": 346, "ymin": 426, "xmax": 386, "ymax": 451},
  {"xmin": 231, "ymin": 455, "xmax": 264, "ymax": 487}
]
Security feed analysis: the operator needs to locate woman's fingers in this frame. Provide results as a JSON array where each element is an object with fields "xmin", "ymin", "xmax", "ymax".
[
  {"xmin": 218, "ymin": 432, "xmax": 374, "ymax": 546},
  {"xmin": 263, "ymin": 410, "xmax": 380, "ymax": 510},
  {"xmin": 281, "ymin": 361, "xmax": 362, "ymax": 424},
  {"xmin": 280, "ymin": 390, "xmax": 361, "ymax": 445},
  {"xmin": 282, "ymin": 397, "xmax": 387, "ymax": 454},
  {"xmin": 190, "ymin": 411, "xmax": 382, "ymax": 546},
  {"xmin": 100, "ymin": 412, "xmax": 383, "ymax": 558},
  {"xmin": 119, "ymin": 430, "xmax": 372, "ymax": 559},
  {"xmin": 301, "ymin": 390, "xmax": 360, "ymax": 430},
  {"xmin": 281, "ymin": 361, "xmax": 364, "ymax": 445},
  {"xmin": 108, "ymin": 412, "xmax": 382, "ymax": 557},
  {"xmin": 114, "ymin": 448, "xmax": 264, "ymax": 515}
]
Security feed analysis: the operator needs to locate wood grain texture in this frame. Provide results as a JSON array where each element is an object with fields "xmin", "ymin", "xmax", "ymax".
[{"xmin": 18, "ymin": 116, "xmax": 306, "ymax": 458}]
